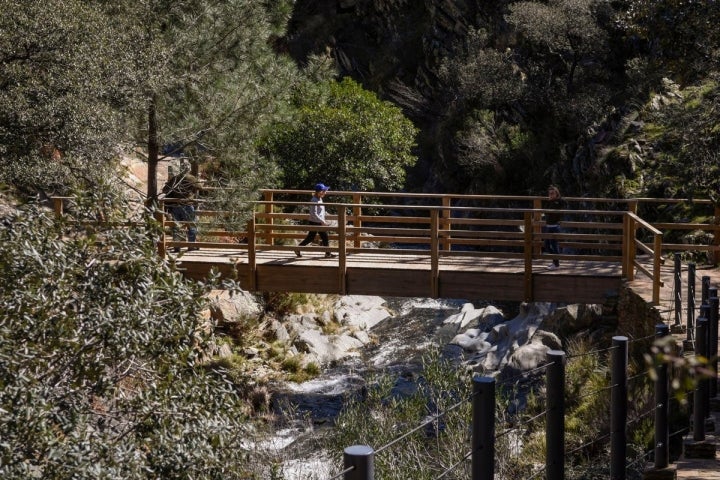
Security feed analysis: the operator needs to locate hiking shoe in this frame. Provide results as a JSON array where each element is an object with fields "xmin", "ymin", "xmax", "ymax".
[
  {"xmin": 295, "ymin": 250, "xmax": 302, "ymax": 257},
  {"xmin": 325, "ymin": 252, "xmax": 336, "ymax": 258},
  {"xmin": 188, "ymin": 247, "xmax": 199, "ymax": 251},
  {"xmin": 547, "ymin": 263, "xmax": 558, "ymax": 270}
]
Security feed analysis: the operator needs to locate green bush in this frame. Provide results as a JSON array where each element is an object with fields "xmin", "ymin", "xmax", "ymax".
[{"xmin": 0, "ymin": 206, "xmax": 254, "ymax": 479}]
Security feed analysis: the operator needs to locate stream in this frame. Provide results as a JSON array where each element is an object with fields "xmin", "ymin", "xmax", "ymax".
[{"xmin": 266, "ymin": 297, "xmax": 519, "ymax": 479}]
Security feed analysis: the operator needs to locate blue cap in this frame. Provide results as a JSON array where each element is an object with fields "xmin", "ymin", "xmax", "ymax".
[{"xmin": 314, "ymin": 183, "xmax": 330, "ymax": 191}]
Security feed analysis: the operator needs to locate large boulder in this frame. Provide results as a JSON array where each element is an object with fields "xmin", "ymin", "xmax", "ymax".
[
  {"xmin": 333, "ymin": 295, "xmax": 393, "ymax": 329},
  {"xmin": 208, "ymin": 289, "xmax": 262, "ymax": 324}
]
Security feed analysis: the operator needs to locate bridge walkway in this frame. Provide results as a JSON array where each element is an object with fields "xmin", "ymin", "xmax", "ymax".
[{"xmin": 174, "ymin": 248, "xmax": 625, "ymax": 305}]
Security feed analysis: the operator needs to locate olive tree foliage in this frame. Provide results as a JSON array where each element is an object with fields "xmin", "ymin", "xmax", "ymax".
[
  {"xmin": 261, "ymin": 77, "xmax": 418, "ymax": 193},
  {"xmin": 0, "ymin": 0, "xmax": 141, "ymax": 194},
  {"xmin": 0, "ymin": 209, "xmax": 254, "ymax": 479}
]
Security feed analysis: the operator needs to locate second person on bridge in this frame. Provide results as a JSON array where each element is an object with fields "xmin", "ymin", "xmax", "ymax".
[{"xmin": 295, "ymin": 183, "xmax": 335, "ymax": 258}]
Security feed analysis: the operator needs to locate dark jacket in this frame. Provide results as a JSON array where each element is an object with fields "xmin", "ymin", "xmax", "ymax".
[
  {"xmin": 162, "ymin": 174, "xmax": 202, "ymax": 200},
  {"xmin": 544, "ymin": 198, "xmax": 565, "ymax": 225}
]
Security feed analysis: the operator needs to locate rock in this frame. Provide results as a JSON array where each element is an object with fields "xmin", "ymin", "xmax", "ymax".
[
  {"xmin": 542, "ymin": 304, "xmax": 602, "ymax": 337},
  {"xmin": 444, "ymin": 304, "xmax": 504, "ymax": 330},
  {"xmin": 209, "ymin": 289, "xmax": 261, "ymax": 324},
  {"xmin": 334, "ymin": 295, "xmax": 392, "ymax": 329},
  {"xmin": 351, "ymin": 329, "xmax": 372, "ymax": 345},
  {"xmin": 244, "ymin": 347, "xmax": 260, "ymax": 357},
  {"xmin": 217, "ymin": 343, "xmax": 233, "ymax": 359},
  {"xmin": 272, "ymin": 320, "xmax": 291, "ymax": 342},
  {"xmin": 294, "ymin": 329, "xmax": 363, "ymax": 364}
]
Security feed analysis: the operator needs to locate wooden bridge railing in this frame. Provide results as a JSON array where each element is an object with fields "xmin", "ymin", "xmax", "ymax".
[{"xmin": 51, "ymin": 191, "xmax": 720, "ymax": 304}]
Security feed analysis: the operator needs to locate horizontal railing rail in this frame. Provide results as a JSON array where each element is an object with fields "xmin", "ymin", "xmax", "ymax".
[{"xmin": 50, "ymin": 190, "xmax": 720, "ymax": 303}]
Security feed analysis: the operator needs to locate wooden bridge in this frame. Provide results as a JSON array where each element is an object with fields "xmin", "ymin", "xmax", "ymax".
[
  {"xmin": 55, "ymin": 190, "xmax": 720, "ymax": 305},
  {"xmin": 126, "ymin": 190, "xmax": 717, "ymax": 305}
]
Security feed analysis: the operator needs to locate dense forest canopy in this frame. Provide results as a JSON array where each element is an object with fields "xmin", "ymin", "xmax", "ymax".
[{"xmin": 1, "ymin": 0, "xmax": 719, "ymax": 203}]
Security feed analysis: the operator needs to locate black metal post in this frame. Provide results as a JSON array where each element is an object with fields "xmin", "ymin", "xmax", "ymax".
[
  {"xmin": 344, "ymin": 445, "xmax": 374, "ymax": 480},
  {"xmin": 687, "ymin": 263, "xmax": 696, "ymax": 344},
  {"xmin": 546, "ymin": 350, "xmax": 566, "ymax": 480},
  {"xmin": 694, "ymin": 317, "xmax": 708, "ymax": 441},
  {"xmin": 709, "ymin": 296, "xmax": 718, "ymax": 399},
  {"xmin": 472, "ymin": 376, "xmax": 495, "ymax": 480},
  {"xmin": 702, "ymin": 276, "xmax": 711, "ymax": 305},
  {"xmin": 654, "ymin": 323, "xmax": 670, "ymax": 469},
  {"xmin": 674, "ymin": 253, "xmax": 682, "ymax": 327},
  {"xmin": 611, "ymin": 336, "xmax": 628, "ymax": 480}
]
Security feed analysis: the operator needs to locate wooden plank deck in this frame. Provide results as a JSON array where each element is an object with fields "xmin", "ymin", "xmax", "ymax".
[{"xmin": 173, "ymin": 248, "xmax": 626, "ymax": 304}]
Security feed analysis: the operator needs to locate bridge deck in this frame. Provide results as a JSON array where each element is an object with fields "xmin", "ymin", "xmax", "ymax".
[{"xmin": 174, "ymin": 249, "xmax": 624, "ymax": 304}]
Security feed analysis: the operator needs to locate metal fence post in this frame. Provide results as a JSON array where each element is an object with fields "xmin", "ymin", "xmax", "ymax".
[
  {"xmin": 701, "ymin": 276, "xmax": 711, "ymax": 305},
  {"xmin": 472, "ymin": 376, "xmax": 495, "ymax": 480},
  {"xmin": 709, "ymin": 296, "xmax": 718, "ymax": 399},
  {"xmin": 654, "ymin": 324, "xmax": 670, "ymax": 469},
  {"xmin": 546, "ymin": 350, "xmax": 566, "ymax": 480},
  {"xmin": 673, "ymin": 253, "xmax": 682, "ymax": 329},
  {"xmin": 343, "ymin": 445, "xmax": 374, "ymax": 480},
  {"xmin": 686, "ymin": 263, "xmax": 696, "ymax": 348},
  {"xmin": 611, "ymin": 336, "xmax": 628, "ymax": 480},
  {"xmin": 694, "ymin": 317, "xmax": 708, "ymax": 441}
]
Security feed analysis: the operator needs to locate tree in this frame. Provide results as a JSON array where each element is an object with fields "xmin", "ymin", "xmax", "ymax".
[
  {"xmin": 261, "ymin": 77, "xmax": 418, "ymax": 192},
  {"xmin": 506, "ymin": 0, "xmax": 610, "ymax": 95},
  {"xmin": 619, "ymin": 0, "xmax": 720, "ymax": 82},
  {"xmin": 109, "ymin": 0, "xmax": 301, "ymax": 201},
  {"xmin": 0, "ymin": 207, "xmax": 255, "ymax": 478},
  {"xmin": 0, "ymin": 0, "xmax": 303, "ymax": 210},
  {"xmin": 0, "ymin": 0, "xmax": 141, "ymax": 194}
]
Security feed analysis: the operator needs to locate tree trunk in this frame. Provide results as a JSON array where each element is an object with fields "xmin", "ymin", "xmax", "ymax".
[{"xmin": 147, "ymin": 94, "xmax": 159, "ymax": 203}]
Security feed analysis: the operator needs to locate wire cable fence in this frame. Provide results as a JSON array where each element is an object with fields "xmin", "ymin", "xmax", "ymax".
[{"xmin": 324, "ymin": 261, "xmax": 716, "ymax": 479}]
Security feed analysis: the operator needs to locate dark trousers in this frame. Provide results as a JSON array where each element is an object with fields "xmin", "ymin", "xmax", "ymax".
[
  {"xmin": 543, "ymin": 224, "xmax": 560, "ymax": 265},
  {"xmin": 299, "ymin": 221, "xmax": 328, "ymax": 247},
  {"xmin": 169, "ymin": 205, "xmax": 197, "ymax": 242}
]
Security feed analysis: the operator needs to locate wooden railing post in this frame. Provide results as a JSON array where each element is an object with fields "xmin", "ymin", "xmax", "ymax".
[
  {"xmin": 339, "ymin": 209, "xmax": 347, "ymax": 294},
  {"xmin": 263, "ymin": 191, "xmax": 273, "ymax": 246},
  {"xmin": 52, "ymin": 197, "xmax": 64, "ymax": 217},
  {"xmin": 353, "ymin": 193, "xmax": 362, "ymax": 249},
  {"xmin": 622, "ymin": 213, "xmax": 629, "ymax": 278},
  {"xmin": 247, "ymin": 217, "xmax": 257, "ymax": 291},
  {"xmin": 524, "ymin": 211, "xmax": 533, "ymax": 302},
  {"xmin": 653, "ymin": 232, "xmax": 662, "ymax": 304},
  {"xmin": 155, "ymin": 199, "xmax": 167, "ymax": 257},
  {"xmin": 430, "ymin": 210, "xmax": 439, "ymax": 298},
  {"xmin": 532, "ymin": 198, "xmax": 543, "ymax": 255},
  {"xmin": 440, "ymin": 196, "xmax": 451, "ymax": 251}
]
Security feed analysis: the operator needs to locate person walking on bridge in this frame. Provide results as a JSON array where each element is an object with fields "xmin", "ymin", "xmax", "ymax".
[
  {"xmin": 162, "ymin": 170, "xmax": 204, "ymax": 252},
  {"xmin": 544, "ymin": 185, "xmax": 565, "ymax": 269},
  {"xmin": 296, "ymin": 183, "xmax": 335, "ymax": 258}
]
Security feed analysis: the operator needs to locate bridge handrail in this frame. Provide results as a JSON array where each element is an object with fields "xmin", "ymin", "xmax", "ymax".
[
  {"xmin": 624, "ymin": 212, "xmax": 663, "ymax": 303},
  {"xmin": 49, "ymin": 193, "xmax": 718, "ymax": 303}
]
